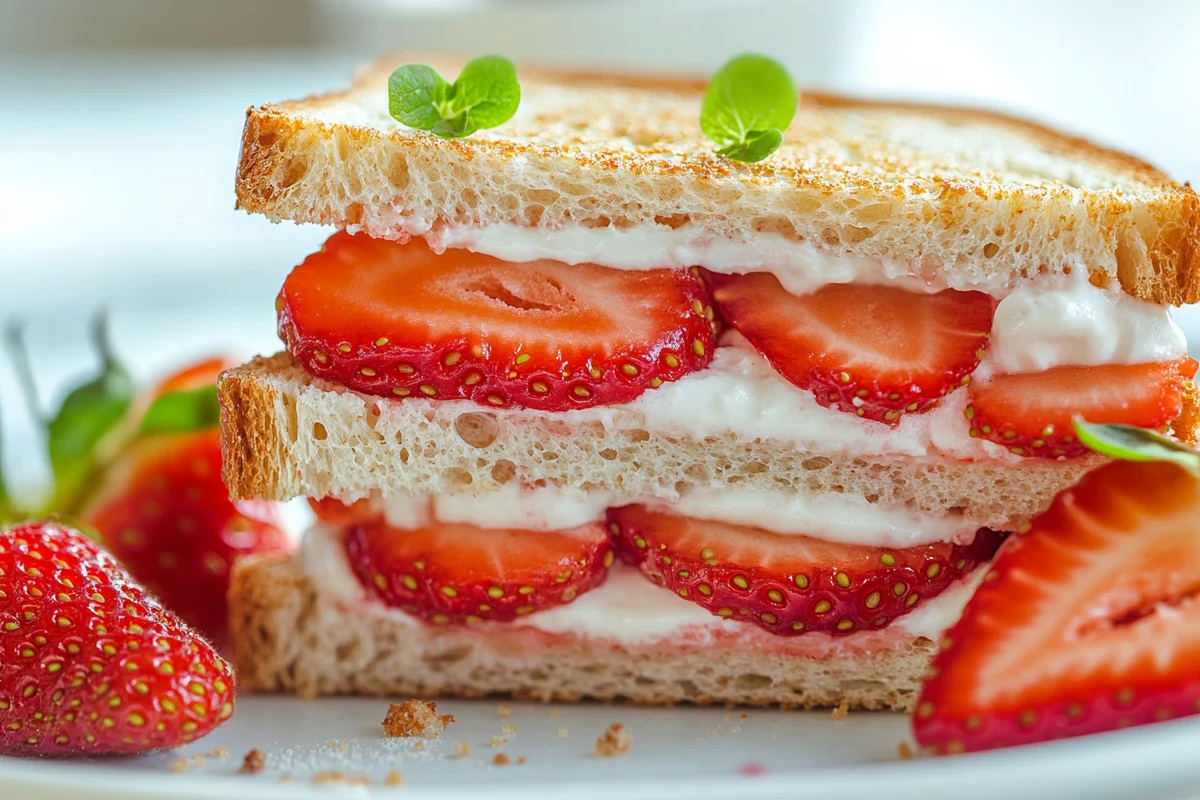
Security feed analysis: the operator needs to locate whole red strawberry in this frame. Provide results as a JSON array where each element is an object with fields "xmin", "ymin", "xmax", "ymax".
[{"xmin": 0, "ymin": 522, "xmax": 235, "ymax": 756}]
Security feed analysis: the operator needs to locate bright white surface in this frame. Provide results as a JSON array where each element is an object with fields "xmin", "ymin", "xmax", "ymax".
[{"xmin": 5, "ymin": 695, "xmax": 1200, "ymax": 800}]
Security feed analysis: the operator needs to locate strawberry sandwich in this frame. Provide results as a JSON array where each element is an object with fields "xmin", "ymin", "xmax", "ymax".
[{"xmin": 218, "ymin": 55, "xmax": 1199, "ymax": 709}]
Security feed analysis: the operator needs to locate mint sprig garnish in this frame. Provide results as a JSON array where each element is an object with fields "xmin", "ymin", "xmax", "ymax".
[
  {"xmin": 388, "ymin": 56, "xmax": 520, "ymax": 140},
  {"xmin": 700, "ymin": 53, "xmax": 797, "ymax": 164},
  {"xmin": 1073, "ymin": 418, "xmax": 1200, "ymax": 478}
]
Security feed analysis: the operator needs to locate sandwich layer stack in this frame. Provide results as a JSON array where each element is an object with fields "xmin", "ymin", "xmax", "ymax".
[{"xmin": 220, "ymin": 57, "xmax": 1199, "ymax": 710}]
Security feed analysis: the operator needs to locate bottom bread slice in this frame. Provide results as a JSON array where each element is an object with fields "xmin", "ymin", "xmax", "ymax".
[{"xmin": 231, "ymin": 553, "xmax": 935, "ymax": 711}]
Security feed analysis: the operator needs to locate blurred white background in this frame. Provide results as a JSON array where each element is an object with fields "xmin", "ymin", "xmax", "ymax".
[{"xmin": 1, "ymin": 0, "xmax": 1199, "ymax": 490}]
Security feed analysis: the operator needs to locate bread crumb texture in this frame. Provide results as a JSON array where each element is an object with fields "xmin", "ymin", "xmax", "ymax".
[
  {"xmin": 594, "ymin": 723, "xmax": 632, "ymax": 757},
  {"xmin": 381, "ymin": 699, "xmax": 454, "ymax": 739},
  {"xmin": 830, "ymin": 701, "xmax": 850, "ymax": 720}
]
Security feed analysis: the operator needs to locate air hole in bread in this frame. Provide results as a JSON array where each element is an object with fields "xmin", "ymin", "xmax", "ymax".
[
  {"xmin": 385, "ymin": 153, "xmax": 410, "ymax": 190},
  {"xmin": 734, "ymin": 673, "xmax": 773, "ymax": 690},
  {"xmin": 491, "ymin": 459, "xmax": 516, "ymax": 484},
  {"xmin": 598, "ymin": 448, "xmax": 618, "ymax": 461},
  {"xmin": 820, "ymin": 228, "xmax": 840, "ymax": 246},
  {"xmin": 802, "ymin": 456, "xmax": 832, "ymax": 471},
  {"xmin": 443, "ymin": 467, "xmax": 473, "ymax": 488},
  {"xmin": 454, "ymin": 412, "xmax": 500, "ymax": 448},
  {"xmin": 626, "ymin": 429, "xmax": 650, "ymax": 443},
  {"xmin": 312, "ymin": 422, "xmax": 328, "ymax": 441},
  {"xmin": 842, "ymin": 225, "xmax": 873, "ymax": 244},
  {"xmin": 280, "ymin": 157, "xmax": 309, "ymax": 190},
  {"xmin": 982, "ymin": 242, "xmax": 1000, "ymax": 259},
  {"xmin": 398, "ymin": 448, "xmax": 410, "ymax": 465}
]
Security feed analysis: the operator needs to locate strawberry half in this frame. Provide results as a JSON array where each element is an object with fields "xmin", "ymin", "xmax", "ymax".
[
  {"xmin": 966, "ymin": 359, "xmax": 1198, "ymax": 458},
  {"xmin": 914, "ymin": 460, "xmax": 1200, "ymax": 754},
  {"xmin": 707, "ymin": 273, "xmax": 994, "ymax": 424},
  {"xmin": 0, "ymin": 522, "xmax": 235, "ymax": 756},
  {"xmin": 278, "ymin": 231, "xmax": 716, "ymax": 410},
  {"xmin": 608, "ymin": 505, "xmax": 1004, "ymax": 635},
  {"xmin": 344, "ymin": 520, "xmax": 613, "ymax": 623}
]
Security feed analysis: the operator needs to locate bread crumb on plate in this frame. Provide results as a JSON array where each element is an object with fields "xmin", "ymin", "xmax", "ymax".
[
  {"xmin": 493, "ymin": 753, "xmax": 510, "ymax": 766},
  {"xmin": 455, "ymin": 740, "xmax": 472, "ymax": 758},
  {"xmin": 239, "ymin": 748, "xmax": 265, "ymax": 774},
  {"xmin": 386, "ymin": 771, "xmax": 405, "ymax": 786},
  {"xmin": 830, "ymin": 701, "xmax": 849, "ymax": 720},
  {"xmin": 594, "ymin": 723, "xmax": 632, "ymax": 757},
  {"xmin": 382, "ymin": 699, "xmax": 455, "ymax": 739}
]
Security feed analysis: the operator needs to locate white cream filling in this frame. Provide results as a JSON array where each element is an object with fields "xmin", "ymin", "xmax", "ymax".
[
  {"xmin": 302, "ymin": 525, "xmax": 980, "ymax": 645},
  {"xmin": 378, "ymin": 482, "xmax": 979, "ymax": 548}
]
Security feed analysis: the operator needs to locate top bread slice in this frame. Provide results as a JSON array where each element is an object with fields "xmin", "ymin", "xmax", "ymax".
[{"xmin": 235, "ymin": 54, "xmax": 1199, "ymax": 305}]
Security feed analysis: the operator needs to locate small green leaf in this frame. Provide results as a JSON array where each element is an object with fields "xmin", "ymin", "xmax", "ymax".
[
  {"xmin": 716, "ymin": 129, "xmax": 784, "ymax": 164},
  {"xmin": 1073, "ymin": 418, "xmax": 1200, "ymax": 478},
  {"xmin": 140, "ymin": 385, "xmax": 220, "ymax": 435},
  {"xmin": 388, "ymin": 55, "xmax": 520, "ymax": 140},
  {"xmin": 47, "ymin": 317, "xmax": 134, "ymax": 512},
  {"xmin": 701, "ymin": 53, "xmax": 797, "ymax": 163},
  {"xmin": 388, "ymin": 64, "xmax": 451, "ymax": 131}
]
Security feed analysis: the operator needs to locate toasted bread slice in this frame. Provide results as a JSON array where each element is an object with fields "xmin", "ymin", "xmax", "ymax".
[
  {"xmin": 214, "ymin": 353, "xmax": 1192, "ymax": 530},
  {"xmin": 230, "ymin": 552, "xmax": 933, "ymax": 710},
  {"xmin": 235, "ymin": 55, "xmax": 1199, "ymax": 305}
]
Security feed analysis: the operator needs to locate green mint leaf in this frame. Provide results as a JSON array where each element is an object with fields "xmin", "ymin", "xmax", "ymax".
[
  {"xmin": 388, "ymin": 64, "xmax": 451, "ymax": 131},
  {"xmin": 47, "ymin": 317, "xmax": 134, "ymax": 512},
  {"xmin": 701, "ymin": 53, "xmax": 797, "ymax": 163},
  {"xmin": 389, "ymin": 55, "xmax": 520, "ymax": 140},
  {"xmin": 1073, "ymin": 418, "xmax": 1200, "ymax": 478},
  {"xmin": 716, "ymin": 128, "xmax": 784, "ymax": 164},
  {"xmin": 140, "ymin": 385, "xmax": 220, "ymax": 436}
]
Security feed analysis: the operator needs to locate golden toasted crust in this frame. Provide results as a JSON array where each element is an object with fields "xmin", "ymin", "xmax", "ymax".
[
  {"xmin": 229, "ymin": 552, "xmax": 935, "ymax": 710},
  {"xmin": 235, "ymin": 54, "xmax": 1199, "ymax": 304}
]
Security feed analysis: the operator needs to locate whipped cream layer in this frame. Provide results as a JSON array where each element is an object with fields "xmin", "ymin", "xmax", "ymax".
[
  {"xmin": 378, "ymin": 482, "xmax": 980, "ymax": 548},
  {"xmin": 303, "ymin": 525, "xmax": 980, "ymax": 646}
]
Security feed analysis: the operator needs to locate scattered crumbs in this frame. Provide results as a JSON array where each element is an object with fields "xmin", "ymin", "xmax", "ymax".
[
  {"xmin": 211, "ymin": 746, "xmax": 229, "ymax": 759},
  {"xmin": 455, "ymin": 740, "xmax": 472, "ymax": 758},
  {"xmin": 192, "ymin": 753, "xmax": 206, "ymax": 767},
  {"xmin": 498, "ymin": 702, "xmax": 512, "ymax": 719},
  {"xmin": 557, "ymin": 727, "xmax": 568, "ymax": 738},
  {"xmin": 740, "ymin": 713, "xmax": 747, "ymax": 719},
  {"xmin": 593, "ymin": 723, "xmax": 632, "ymax": 757},
  {"xmin": 493, "ymin": 753, "xmax": 511, "ymax": 766},
  {"xmin": 279, "ymin": 773, "xmax": 293, "ymax": 784},
  {"xmin": 706, "ymin": 730, "xmax": 719, "ymax": 738},
  {"xmin": 516, "ymin": 756, "xmax": 527, "ymax": 765},
  {"xmin": 169, "ymin": 757, "xmax": 190, "ymax": 774},
  {"xmin": 312, "ymin": 770, "xmax": 347, "ymax": 785},
  {"xmin": 327, "ymin": 740, "xmax": 349, "ymax": 752},
  {"xmin": 386, "ymin": 771, "xmax": 405, "ymax": 787},
  {"xmin": 490, "ymin": 735, "xmax": 508, "ymax": 748},
  {"xmin": 382, "ymin": 699, "xmax": 455, "ymax": 739},
  {"xmin": 412, "ymin": 741, "xmax": 425, "ymax": 753},
  {"xmin": 738, "ymin": 762, "xmax": 768, "ymax": 776},
  {"xmin": 239, "ymin": 748, "xmax": 265, "ymax": 774},
  {"xmin": 897, "ymin": 741, "xmax": 914, "ymax": 760},
  {"xmin": 502, "ymin": 724, "xmax": 518, "ymax": 735},
  {"xmin": 830, "ymin": 701, "xmax": 849, "ymax": 720},
  {"xmin": 548, "ymin": 707, "xmax": 562, "ymax": 719},
  {"xmin": 731, "ymin": 725, "xmax": 742, "ymax": 734}
]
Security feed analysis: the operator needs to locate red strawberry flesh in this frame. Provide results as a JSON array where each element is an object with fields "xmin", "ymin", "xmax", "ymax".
[
  {"xmin": 278, "ymin": 231, "xmax": 717, "ymax": 410},
  {"xmin": 344, "ymin": 519, "xmax": 612, "ymax": 624},
  {"xmin": 707, "ymin": 272, "xmax": 995, "ymax": 424},
  {"xmin": 608, "ymin": 505, "xmax": 1004, "ymax": 635},
  {"xmin": 966, "ymin": 359, "xmax": 1198, "ymax": 458},
  {"xmin": 0, "ymin": 522, "xmax": 235, "ymax": 756},
  {"xmin": 913, "ymin": 460, "xmax": 1200, "ymax": 754}
]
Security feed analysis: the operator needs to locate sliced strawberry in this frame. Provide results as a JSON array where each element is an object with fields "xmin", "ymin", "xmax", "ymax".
[
  {"xmin": 966, "ymin": 359, "xmax": 1198, "ymax": 458},
  {"xmin": 707, "ymin": 273, "xmax": 994, "ymax": 424},
  {"xmin": 344, "ymin": 520, "xmax": 613, "ymax": 623},
  {"xmin": 914, "ymin": 460, "xmax": 1200, "ymax": 755},
  {"xmin": 607, "ymin": 505, "xmax": 1004, "ymax": 635},
  {"xmin": 278, "ymin": 231, "xmax": 717, "ymax": 410}
]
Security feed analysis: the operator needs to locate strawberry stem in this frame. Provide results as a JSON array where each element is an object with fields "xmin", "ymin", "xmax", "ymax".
[
  {"xmin": 4, "ymin": 320, "xmax": 45, "ymax": 426},
  {"xmin": 1073, "ymin": 418, "xmax": 1200, "ymax": 478}
]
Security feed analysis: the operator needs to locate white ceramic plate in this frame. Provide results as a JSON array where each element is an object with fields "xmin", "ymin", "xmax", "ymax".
[{"xmin": 4, "ymin": 696, "xmax": 1200, "ymax": 800}]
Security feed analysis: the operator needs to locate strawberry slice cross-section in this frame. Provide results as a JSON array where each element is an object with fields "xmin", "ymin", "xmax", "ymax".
[
  {"xmin": 707, "ymin": 272, "xmax": 995, "ymax": 424},
  {"xmin": 913, "ymin": 459, "xmax": 1200, "ymax": 755},
  {"xmin": 278, "ymin": 231, "xmax": 717, "ymax": 411},
  {"xmin": 966, "ymin": 359, "xmax": 1198, "ymax": 458},
  {"xmin": 344, "ymin": 519, "xmax": 613, "ymax": 624},
  {"xmin": 607, "ymin": 505, "xmax": 1004, "ymax": 636}
]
